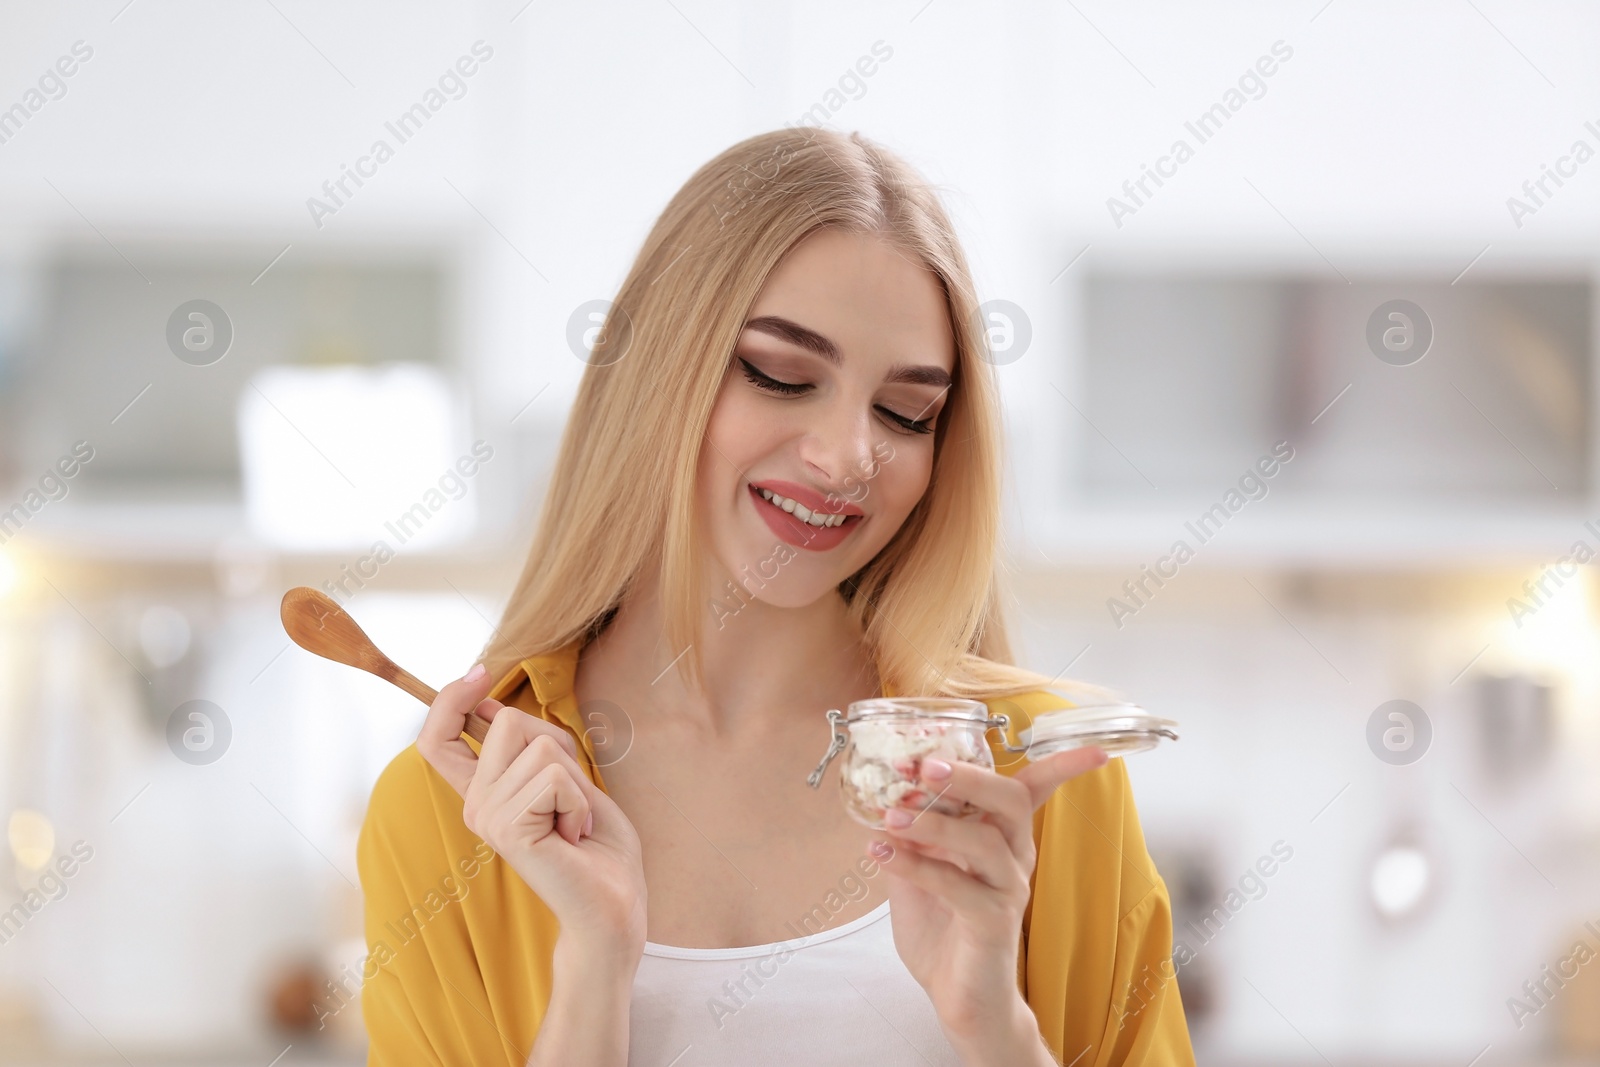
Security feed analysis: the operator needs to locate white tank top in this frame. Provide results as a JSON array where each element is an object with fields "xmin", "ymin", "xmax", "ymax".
[{"xmin": 628, "ymin": 899, "xmax": 965, "ymax": 1066}]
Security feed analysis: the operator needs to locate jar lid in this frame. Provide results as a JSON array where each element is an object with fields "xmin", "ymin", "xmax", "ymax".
[
  {"xmin": 1018, "ymin": 704, "xmax": 1179, "ymax": 759},
  {"xmin": 843, "ymin": 697, "xmax": 991, "ymax": 724}
]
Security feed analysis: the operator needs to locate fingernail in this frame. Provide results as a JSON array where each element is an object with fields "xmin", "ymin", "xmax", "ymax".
[
  {"xmin": 583, "ymin": 811, "xmax": 593, "ymax": 838},
  {"xmin": 922, "ymin": 757, "xmax": 951, "ymax": 780},
  {"xmin": 868, "ymin": 840, "xmax": 894, "ymax": 860},
  {"xmin": 884, "ymin": 808, "xmax": 914, "ymax": 828},
  {"xmin": 465, "ymin": 663, "xmax": 487, "ymax": 682}
]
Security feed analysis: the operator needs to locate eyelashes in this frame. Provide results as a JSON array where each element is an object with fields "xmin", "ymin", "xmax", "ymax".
[
  {"xmin": 884, "ymin": 409, "xmax": 935, "ymax": 435},
  {"xmin": 738, "ymin": 357, "xmax": 808, "ymax": 396},
  {"xmin": 736, "ymin": 357, "xmax": 935, "ymax": 435}
]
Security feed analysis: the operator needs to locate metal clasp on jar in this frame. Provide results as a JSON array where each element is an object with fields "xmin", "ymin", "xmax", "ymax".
[
  {"xmin": 805, "ymin": 709, "xmax": 849, "ymax": 788},
  {"xmin": 805, "ymin": 708, "xmax": 1029, "ymax": 788}
]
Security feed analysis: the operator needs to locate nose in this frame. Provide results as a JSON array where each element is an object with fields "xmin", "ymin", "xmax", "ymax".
[{"xmin": 797, "ymin": 401, "xmax": 879, "ymax": 504}]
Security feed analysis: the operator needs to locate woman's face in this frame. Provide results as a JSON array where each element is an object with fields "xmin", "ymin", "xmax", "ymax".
[{"xmin": 696, "ymin": 226, "xmax": 956, "ymax": 612}]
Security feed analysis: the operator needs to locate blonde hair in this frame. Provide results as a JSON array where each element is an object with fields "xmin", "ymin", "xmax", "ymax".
[{"xmin": 479, "ymin": 127, "xmax": 1113, "ymax": 706}]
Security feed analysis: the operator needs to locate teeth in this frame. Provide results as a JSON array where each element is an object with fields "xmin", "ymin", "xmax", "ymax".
[{"xmin": 758, "ymin": 487, "xmax": 851, "ymax": 528}]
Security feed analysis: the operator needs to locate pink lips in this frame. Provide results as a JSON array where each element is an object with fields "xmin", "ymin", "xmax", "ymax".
[
  {"xmin": 749, "ymin": 479, "xmax": 865, "ymax": 517},
  {"xmin": 748, "ymin": 482, "xmax": 863, "ymax": 551}
]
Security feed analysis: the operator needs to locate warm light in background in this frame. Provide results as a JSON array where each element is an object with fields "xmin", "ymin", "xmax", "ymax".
[
  {"xmin": 1496, "ymin": 564, "xmax": 1597, "ymax": 682},
  {"xmin": 7, "ymin": 809, "xmax": 55, "ymax": 872},
  {"xmin": 0, "ymin": 549, "xmax": 17, "ymax": 601}
]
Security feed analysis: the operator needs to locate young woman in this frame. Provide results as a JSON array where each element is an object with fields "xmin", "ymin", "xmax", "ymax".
[{"xmin": 356, "ymin": 128, "xmax": 1194, "ymax": 1065}]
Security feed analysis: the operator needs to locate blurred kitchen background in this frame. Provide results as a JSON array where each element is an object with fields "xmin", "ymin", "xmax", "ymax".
[{"xmin": 1, "ymin": 1, "xmax": 1598, "ymax": 1064}]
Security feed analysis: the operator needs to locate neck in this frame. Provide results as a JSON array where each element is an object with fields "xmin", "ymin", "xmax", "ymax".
[{"xmin": 580, "ymin": 564, "xmax": 878, "ymax": 737}]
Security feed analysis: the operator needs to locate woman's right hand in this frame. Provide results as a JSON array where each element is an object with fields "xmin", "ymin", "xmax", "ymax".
[{"xmin": 416, "ymin": 663, "xmax": 648, "ymax": 963}]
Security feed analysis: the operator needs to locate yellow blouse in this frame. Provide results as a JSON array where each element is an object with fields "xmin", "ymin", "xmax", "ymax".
[{"xmin": 356, "ymin": 640, "xmax": 1196, "ymax": 1064}]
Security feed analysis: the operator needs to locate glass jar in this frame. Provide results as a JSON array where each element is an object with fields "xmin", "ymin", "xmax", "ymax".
[
  {"xmin": 807, "ymin": 697, "xmax": 1179, "ymax": 829},
  {"xmin": 805, "ymin": 698, "xmax": 1002, "ymax": 829}
]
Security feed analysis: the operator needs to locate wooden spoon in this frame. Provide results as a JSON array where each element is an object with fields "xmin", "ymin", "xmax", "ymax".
[{"xmin": 279, "ymin": 586, "xmax": 491, "ymax": 743}]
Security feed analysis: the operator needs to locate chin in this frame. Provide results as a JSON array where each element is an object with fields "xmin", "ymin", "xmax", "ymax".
[{"xmin": 708, "ymin": 547, "xmax": 844, "ymax": 613}]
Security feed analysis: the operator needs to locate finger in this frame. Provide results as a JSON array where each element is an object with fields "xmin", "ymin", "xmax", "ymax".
[
  {"xmin": 475, "ymin": 699, "xmax": 581, "ymax": 762},
  {"xmin": 882, "ymin": 807, "xmax": 1022, "ymax": 893},
  {"xmin": 469, "ymin": 713, "xmax": 592, "ymax": 834},
  {"xmin": 870, "ymin": 836, "xmax": 995, "ymax": 915},
  {"xmin": 909, "ymin": 758, "xmax": 1035, "ymax": 856},
  {"xmin": 475, "ymin": 728, "xmax": 557, "ymax": 811},
  {"xmin": 873, "ymin": 832, "xmax": 969, "ymax": 872},
  {"xmin": 501, "ymin": 761, "xmax": 589, "ymax": 848},
  {"xmin": 416, "ymin": 664, "xmax": 498, "ymax": 798},
  {"xmin": 482, "ymin": 734, "xmax": 592, "ymax": 845},
  {"xmin": 1012, "ymin": 746, "xmax": 1109, "ymax": 810},
  {"xmin": 474, "ymin": 703, "xmax": 581, "ymax": 788}
]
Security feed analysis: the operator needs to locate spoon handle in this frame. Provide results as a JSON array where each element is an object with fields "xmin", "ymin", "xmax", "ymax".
[
  {"xmin": 278, "ymin": 586, "xmax": 490, "ymax": 743},
  {"xmin": 379, "ymin": 666, "xmax": 491, "ymax": 743},
  {"xmin": 384, "ymin": 666, "xmax": 439, "ymax": 707}
]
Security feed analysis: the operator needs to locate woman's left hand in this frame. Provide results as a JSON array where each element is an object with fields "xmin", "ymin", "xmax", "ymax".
[{"xmin": 870, "ymin": 745, "xmax": 1109, "ymax": 1062}]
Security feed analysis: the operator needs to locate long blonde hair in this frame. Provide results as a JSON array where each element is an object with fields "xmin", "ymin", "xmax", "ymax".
[{"xmin": 479, "ymin": 127, "xmax": 1112, "ymax": 706}]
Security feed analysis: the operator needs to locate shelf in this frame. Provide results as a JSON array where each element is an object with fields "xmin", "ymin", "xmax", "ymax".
[{"xmin": 1020, "ymin": 501, "xmax": 1600, "ymax": 568}]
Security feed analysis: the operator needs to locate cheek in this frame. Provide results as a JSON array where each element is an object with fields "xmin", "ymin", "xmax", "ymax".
[
  {"xmin": 704, "ymin": 379, "xmax": 769, "ymax": 459},
  {"xmin": 699, "ymin": 381, "xmax": 778, "ymax": 512},
  {"xmin": 870, "ymin": 442, "xmax": 934, "ymax": 522}
]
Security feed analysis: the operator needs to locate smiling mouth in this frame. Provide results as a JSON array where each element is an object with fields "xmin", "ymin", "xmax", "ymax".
[
  {"xmin": 750, "ymin": 484, "xmax": 862, "ymax": 529},
  {"xmin": 746, "ymin": 482, "xmax": 865, "ymax": 551}
]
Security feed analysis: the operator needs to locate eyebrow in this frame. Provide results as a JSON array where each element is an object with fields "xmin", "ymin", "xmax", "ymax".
[{"xmin": 742, "ymin": 315, "xmax": 954, "ymax": 389}]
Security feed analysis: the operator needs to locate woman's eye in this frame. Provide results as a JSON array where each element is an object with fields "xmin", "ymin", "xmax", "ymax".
[
  {"xmin": 877, "ymin": 406, "xmax": 935, "ymax": 436},
  {"xmin": 738, "ymin": 356, "xmax": 935, "ymax": 435},
  {"xmin": 738, "ymin": 357, "xmax": 809, "ymax": 395}
]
